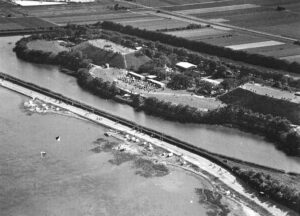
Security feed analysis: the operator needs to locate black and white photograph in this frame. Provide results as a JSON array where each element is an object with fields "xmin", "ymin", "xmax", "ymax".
[{"xmin": 0, "ymin": 0, "xmax": 300, "ymax": 215}]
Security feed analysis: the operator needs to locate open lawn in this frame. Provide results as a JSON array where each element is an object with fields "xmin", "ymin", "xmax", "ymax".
[
  {"xmin": 241, "ymin": 83, "xmax": 300, "ymax": 103},
  {"xmin": 27, "ymin": 40, "xmax": 69, "ymax": 54},
  {"xmin": 145, "ymin": 92, "xmax": 224, "ymax": 110},
  {"xmin": 89, "ymin": 39, "xmax": 135, "ymax": 54},
  {"xmin": 90, "ymin": 67, "xmax": 127, "ymax": 82}
]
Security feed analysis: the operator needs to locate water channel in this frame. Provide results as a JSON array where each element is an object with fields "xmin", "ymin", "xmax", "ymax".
[{"xmin": 1, "ymin": 35, "xmax": 299, "ymax": 173}]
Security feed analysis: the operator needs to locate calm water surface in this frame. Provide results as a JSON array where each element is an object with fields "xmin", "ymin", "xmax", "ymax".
[
  {"xmin": 0, "ymin": 87, "xmax": 216, "ymax": 216},
  {"xmin": 0, "ymin": 36, "xmax": 299, "ymax": 172}
]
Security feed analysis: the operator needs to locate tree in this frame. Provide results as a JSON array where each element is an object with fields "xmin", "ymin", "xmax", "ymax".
[{"xmin": 167, "ymin": 74, "xmax": 193, "ymax": 90}]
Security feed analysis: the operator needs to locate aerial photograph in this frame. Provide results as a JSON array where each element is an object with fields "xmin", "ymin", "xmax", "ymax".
[{"xmin": 0, "ymin": 0, "xmax": 300, "ymax": 215}]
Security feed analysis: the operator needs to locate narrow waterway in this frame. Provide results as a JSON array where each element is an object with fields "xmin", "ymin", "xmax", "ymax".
[{"xmin": 1, "ymin": 35, "xmax": 300, "ymax": 172}]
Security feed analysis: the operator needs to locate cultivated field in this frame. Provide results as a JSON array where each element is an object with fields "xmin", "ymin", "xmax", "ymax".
[
  {"xmin": 155, "ymin": 0, "xmax": 300, "ymax": 63},
  {"xmin": 125, "ymin": 18, "xmax": 191, "ymax": 31},
  {"xmin": 165, "ymin": 28, "xmax": 227, "ymax": 39},
  {"xmin": 176, "ymin": 4, "xmax": 260, "ymax": 15},
  {"xmin": 225, "ymin": 41, "xmax": 284, "ymax": 51},
  {"xmin": 0, "ymin": 17, "xmax": 56, "ymax": 31}
]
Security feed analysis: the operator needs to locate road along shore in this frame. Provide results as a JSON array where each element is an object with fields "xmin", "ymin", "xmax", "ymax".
[{"xmin": 0, "ymin": 78, "xmax": 289, "ymax": 216}]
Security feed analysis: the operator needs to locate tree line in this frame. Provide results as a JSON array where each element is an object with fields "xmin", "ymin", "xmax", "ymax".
[
  {"xmin": 133, "ymin": 96, "xmax": 300, "ymax": 156},
  {"xmin": 99, "ymin": 21, "xmax": 300, "ymax": 90},
  {"xmin": 13, "ymin": 33, "xmax": 300, "ymax": 212},
  {"xmin": 100, "ymin": 21, "xmax": 300, "ymax": 74}
]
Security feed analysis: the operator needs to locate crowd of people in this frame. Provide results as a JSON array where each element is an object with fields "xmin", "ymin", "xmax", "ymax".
[{"xmin": 117, "ymin": 75, "xmax": 160, "ymax": 93}]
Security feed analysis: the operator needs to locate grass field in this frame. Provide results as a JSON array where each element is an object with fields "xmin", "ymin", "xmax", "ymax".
[
  {"xmin": 145, "ymin": 92, "xmax": 224, "ymax": 110},
  {"xmin": 220, "ymin": 83, "xmax": 300, "ymax": 124},
  {"xmin": 241, "ymin": 83, "xmax": 300, "ymax": 103},
  {"xmin": 280, "ymin": 55, "xmax": 300, "ymax": 63},
  {"xmin": 91, "ymin": 67, "xmax": 127, "ymax": 82},
  {"xmin": 27, "ymin": 40, "xmax": 69, "ymax": 54}
]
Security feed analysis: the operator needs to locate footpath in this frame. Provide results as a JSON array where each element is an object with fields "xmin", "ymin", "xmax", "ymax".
[{"xmin": 0, "ymin": 78, "xmax": 288, "ymax": 216}]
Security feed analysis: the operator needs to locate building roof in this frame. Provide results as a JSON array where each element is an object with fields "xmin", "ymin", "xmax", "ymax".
[
  {"xmin": 128, "ymin": 71, "xmax": 145, "ymax": 79},
  {"xmin": 148, "ymin": 79, "xmax": 166, "ymax": 87},
  {"xmin": 146, "ymin": 75, "xmax": 157, "ymax": 79},
  {"xmin": 176, "ymin": 62, "xmax": 197, "ymax": 69},
  {"xmin": 201, "ymin": 77, "xmax": 222, "ymax": 85}
]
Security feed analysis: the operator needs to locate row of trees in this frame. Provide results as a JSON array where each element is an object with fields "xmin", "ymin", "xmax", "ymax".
[
  {"xmin": 157, "ymin": 23, "xmax": 203, "ymax": 32},
  {"xmin": 99, "ymin": 21, "xmax": 300, "ymax": 90},
  {"xmin": 100, "ymin": 21, "xmax": 300, "ymax": 74},
  {"xmin": 232, "ymin": 167, "xmax": 300, "ymax": 213},
  {"xmin": 132, "ymin": 96, "xmax": 300, "ymax": 156},
  {"xmin": 14, "ymin": 33, "xmax": 300, "ymax": 156},
  {"xmin": 77, "ymin": 69, "xmax": 120, "ymax": 98}
]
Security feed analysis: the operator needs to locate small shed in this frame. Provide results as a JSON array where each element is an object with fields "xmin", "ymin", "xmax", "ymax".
[
  {"xmin": 148, "ymin": 79, "xmax": 166, "ymax": 88},
  {"xmin": 176, "ymin": 62, "xmax": 197, "ymax": 71},
  {"xmin": 146, "ymin": 75, "xmax": 157, "ymax": 79},
  {"xmin": 128, "ymin": 71, "xmax": 145, "ymax": 80}
]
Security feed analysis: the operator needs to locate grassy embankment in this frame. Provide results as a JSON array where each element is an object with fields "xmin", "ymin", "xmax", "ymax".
[{"xmin": 219, "ymin": 86, "xmax": 300, "ymax": 125}]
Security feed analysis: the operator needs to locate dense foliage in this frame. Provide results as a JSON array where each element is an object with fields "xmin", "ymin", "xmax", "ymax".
[
  {"xmin": 13, "ymin": 27, "xmax": 300, "ymax": 212},
  {"xmin": 133, "ymin": 96, "xmax": 300, "ymax": 156},
  {"xmin": 100, "ymin": 21, "xmax": 300, "ymax": 75},
  {"xmin": 232, "ymin": 167, "xmax": 300, "ymax": 213}
]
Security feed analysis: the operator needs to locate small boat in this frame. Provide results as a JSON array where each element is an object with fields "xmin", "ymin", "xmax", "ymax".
[{"xmin": 40, "ymin": 151, "xmax": 47, "ymax": 158}]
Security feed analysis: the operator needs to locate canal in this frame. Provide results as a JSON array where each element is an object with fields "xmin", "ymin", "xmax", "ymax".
[{"xmin": 1, "ymin": 35, "xmax": 299, "ymax": 172}]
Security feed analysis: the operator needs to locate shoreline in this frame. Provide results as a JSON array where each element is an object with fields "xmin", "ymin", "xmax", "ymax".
[{"xmin": 0, "ymin": 78, "xmax": 291, "ymax": 216}]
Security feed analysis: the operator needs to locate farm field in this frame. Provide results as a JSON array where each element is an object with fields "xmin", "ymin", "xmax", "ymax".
[
  {"xmin": 198, "ymin": 32, "xmax": 271, "ymax": 46},
  {"xmin": 23, "ymin": 0, "xmax": 135, "ymax": 17},
  {"xmin": 165, "ymin": 28, "xmax": 228, "ymax": 39},
  {"xmin": 225, "ymin": 41, "xmax": 284, "ymax": 51},
  {"xmin": 127, "ymin": 19, "xmax": 192, "ymax": 31},
  {"xmin": 0, "ymin": 17, "xmax": 56, "ymax": 31},
  {"xmin": 133, "ymin": 0, "xmax": 218, "ymax": 7},
  {"xmin": 176, "ymin": 4, "xmax": 260, "ymax": 15}
]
